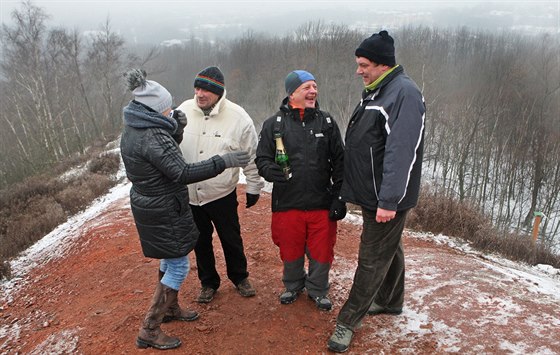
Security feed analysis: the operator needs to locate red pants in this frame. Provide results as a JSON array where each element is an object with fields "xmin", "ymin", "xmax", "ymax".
[{"xmin": 271, "ymin": 209, "xmax": 336, "ymax": 263}]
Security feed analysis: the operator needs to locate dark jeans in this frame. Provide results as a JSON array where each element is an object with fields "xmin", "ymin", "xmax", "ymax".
[
  {"xmin": 336, "ymin": 207, "xmax": 408, "ymax": 330},
  {"xmin": 190, "ymin": 189, "xmax": 249, "ymax": 290}
]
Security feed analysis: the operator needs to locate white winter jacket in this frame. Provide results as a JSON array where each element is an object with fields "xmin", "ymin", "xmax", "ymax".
[{"xmin": 178, "ymin": 91, "xmax": 263, "ymax": 206}]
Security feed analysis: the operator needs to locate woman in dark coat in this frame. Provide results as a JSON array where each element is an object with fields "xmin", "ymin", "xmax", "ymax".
[{"xmin": 120, "ymin": 69, "xmax": 250, "ymax": 350}]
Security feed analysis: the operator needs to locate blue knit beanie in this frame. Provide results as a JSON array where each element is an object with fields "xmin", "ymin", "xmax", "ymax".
[{"xmin": 285, "ymin": 70, "xmax": 315, "ymax": 95}]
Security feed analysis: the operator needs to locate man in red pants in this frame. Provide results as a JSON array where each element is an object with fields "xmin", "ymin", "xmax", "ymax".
[{"xmin": 256, "ymin": 70, "xmax": 346, "ymax": 311}]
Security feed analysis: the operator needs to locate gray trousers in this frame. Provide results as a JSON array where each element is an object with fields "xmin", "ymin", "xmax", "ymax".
[
  {"xmin": 282, "ymin": 251, "xmax": 330, "ymax": 297},
  {"xmin": 336, "ymin": 207, "xmax": 408, "ymax": 330}
]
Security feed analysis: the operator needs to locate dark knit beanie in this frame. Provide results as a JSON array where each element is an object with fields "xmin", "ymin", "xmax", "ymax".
[
  {"xmin": 355, "ymin": 30, "xmax": 396, "ymax": 67},
  {"xmin": 285, "ymin": 70, "xmax": 315, "ymax": 95},
  {"xmin": 194, "ymin": 66, "xmax": 225, "ymax": 96}
]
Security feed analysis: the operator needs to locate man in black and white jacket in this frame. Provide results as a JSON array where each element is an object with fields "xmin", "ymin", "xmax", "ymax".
[{"xmin": 328, "ymin": 30, "xmax": 426, "ymax": 353}]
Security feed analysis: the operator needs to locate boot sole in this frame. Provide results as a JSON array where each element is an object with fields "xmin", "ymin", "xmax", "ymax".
[
  {"xmin": 280, "ymin": 297, "xmax": 297, "ymax": 304},
  {"xmin": 197, "ymin": 297, "xmax": 213, "ymax": 303},
  {"xmin": 279, "ymin": 289, "xmax": 303, "ymax": 304},
  {"xmin": 136, "ymin": 338, "xmax": 182, "ymax": 349},
  {"xmin": 327, "ymin": 341, "xmax": 349, "ymax": 353},
  {"xmin": 238, "ymin": 290, "xmax": 256, "ymax": 297},
  {"xmin": 162, "ymin": 313, "xmax": 200, "ymax": 323}
]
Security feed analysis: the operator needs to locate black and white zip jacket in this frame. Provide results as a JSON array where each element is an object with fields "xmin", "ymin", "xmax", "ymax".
[{"xmin": 340, "ymin": 65, "xmax": 425, "ymax": 212}]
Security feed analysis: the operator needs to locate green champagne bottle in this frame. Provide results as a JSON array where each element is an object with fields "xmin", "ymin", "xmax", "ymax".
[{"xmin": 274, "ymin": 133, "xmax": 292, "ymax": 180}]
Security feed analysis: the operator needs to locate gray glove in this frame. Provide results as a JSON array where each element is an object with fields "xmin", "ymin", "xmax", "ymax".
[
  {"xmin": 221, "ymin": 151, "xmax": 251, "ymax": 168},
  {"xmin": 174, "ymin": 110, "xmax": 188, "ymax": 126}
]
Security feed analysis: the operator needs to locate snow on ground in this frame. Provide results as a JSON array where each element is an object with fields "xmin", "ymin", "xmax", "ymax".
[
  {"xmin": 3, "ymin": 172, "xmax": 559, "ymax": 304},
  {"xmin": 2, "ymin": 165, "xmax": 560, "ymax": 354},
  {"xmin": 412, "ymin": 232, "xmax": 560, "ymax": 301}
]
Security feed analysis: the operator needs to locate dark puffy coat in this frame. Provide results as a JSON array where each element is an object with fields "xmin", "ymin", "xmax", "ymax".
[
  {"xmin": 256, "ymin": 98, "xmax": 345, "ymax": 212},
  {"xmin": 120, "ymin": 101, "xmax": 226, "ymax": 259},
  {"xmin": 340, "ymin": 65, "xmax": 425, "ymax": 212}
]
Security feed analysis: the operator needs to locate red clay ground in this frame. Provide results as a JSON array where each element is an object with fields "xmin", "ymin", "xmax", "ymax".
[{"xmin": 1, "ymin": 186, "xmax": 559, "ymax": 354}]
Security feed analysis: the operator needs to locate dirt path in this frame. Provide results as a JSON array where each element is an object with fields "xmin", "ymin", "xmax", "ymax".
[{"xmin": 1, "ymin": 187, "xmax": 559, "ymax": 354}]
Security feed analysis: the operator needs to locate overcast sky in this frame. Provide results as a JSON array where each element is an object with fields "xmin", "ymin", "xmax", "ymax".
[{"xmin": 1, "ymin": 0, "xmax": 558, "ymax": 44}]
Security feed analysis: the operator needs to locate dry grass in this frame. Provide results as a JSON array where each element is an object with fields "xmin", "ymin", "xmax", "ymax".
[
  {"xmin": 407, "ymin": 186, "xmax": 560, "ymax": 268},
  {"xmin": 0, "ymin": 152, "xmax": 120, "ymax": 279}
]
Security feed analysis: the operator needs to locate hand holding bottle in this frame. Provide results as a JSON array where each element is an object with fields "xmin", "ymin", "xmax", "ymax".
[
  {"xmin": 266, "ymin": 163, "xmax": 289, "ymax": 183},
  {"xmin": 274, "ymin": 133, "xmax": 292, "ymax": 180}
]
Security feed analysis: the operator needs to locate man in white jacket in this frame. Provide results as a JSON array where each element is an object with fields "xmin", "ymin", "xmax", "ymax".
[{"xmin": 178, "ymin": 66, "xmax": 264, "ymax": 303}]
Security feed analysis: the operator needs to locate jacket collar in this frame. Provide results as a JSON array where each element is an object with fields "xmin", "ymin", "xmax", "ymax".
[
  {"xmin": 123, "ymin": 100, "xmax": 177, "ymax": 133},
  {"xmin": 279, "ymin": 96, "xmax": 321, "ymax": 120},
  {"xmin": 362, "ymin": 65, "xmax": 404, "ymax": 100},
  {"xmin": 192, "ymin": 89, "xmax": 228, "ymax": 117}
]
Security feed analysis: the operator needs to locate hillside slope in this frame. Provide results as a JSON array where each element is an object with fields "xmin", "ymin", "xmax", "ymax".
[{"xmin": 1, "ymin": 185, "xmax": 559, "ymax": 354}]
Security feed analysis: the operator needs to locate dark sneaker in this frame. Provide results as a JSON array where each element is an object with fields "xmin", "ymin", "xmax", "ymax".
[
  {"xmin": 197, "ymin": 287, "xmax": 216, "ymax": 303},
  {"xmin": 367, "ymin": 301, "xmax": 402, "ymax": 315},
  {"xmin": 308, "ymin": 295, "xmax": 332, "ymax": 311},
  {"xmin": 279, "ymin": 289, "xmax": 302, "ymax": 304},
  {"xmin": 236, "ymin": 278, "xmax": 256, "ymax": 297},
  {"xmin": 327, "ymin": 324, "xmax": 353, "ymax": 353}
]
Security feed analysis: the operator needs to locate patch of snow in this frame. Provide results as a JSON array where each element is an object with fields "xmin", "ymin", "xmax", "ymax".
[
  {"xmin": 409, "ymin": 231, "xmax": 560, "ymax": 301},
  {"xmin": 0, "ymin": 322, "xmax": 20, "ymax": 351},
  {"xmin": 499, "ymin": 340, "xmax": 530, "ymax": 354},
  {"xmin": 28, "ymin": 329, "xmax": 80, "ymax": 355},
  {"xmin": 57, "ymin": 163, "xmax": 89, "ymax": 183}
]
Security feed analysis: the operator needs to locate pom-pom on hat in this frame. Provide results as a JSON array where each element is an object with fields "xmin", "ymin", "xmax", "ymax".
[
  {"xmin": 285, "ymin": 70, "xmax": 315, "ymax": 95},
  {"xmin": 194, "ymin": 66, "xmax": 225, "ymax": 96},
  {"xmin": 124, "ymin": 69, "xmax": 172, "ymax": 113},
  {"xmin": 355, "ymin": 30, "xmax": 396, "ymax": 67}
]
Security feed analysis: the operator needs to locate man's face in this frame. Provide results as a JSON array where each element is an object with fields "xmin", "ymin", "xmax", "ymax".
[
  {"xmin": 289, "ymin": 80, "xmax": 318, "ymax": 109},
  {"xmin": 356, "ymin": 57, "xmax": 386, "ymax": 86},
  {"xmin": 195, "ymin": 87, "xmax": 220, "ymax": 110}
]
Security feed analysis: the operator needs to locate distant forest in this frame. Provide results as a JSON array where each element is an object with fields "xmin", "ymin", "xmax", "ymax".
[{"xmin": 1, "ymin": 3, "xmax": 558, "ymax": 249}]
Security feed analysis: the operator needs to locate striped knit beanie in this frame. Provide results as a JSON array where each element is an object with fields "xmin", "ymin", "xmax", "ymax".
[{"xmin": 194, "ymin": 66, "xmax": 225, "ymax": 96}]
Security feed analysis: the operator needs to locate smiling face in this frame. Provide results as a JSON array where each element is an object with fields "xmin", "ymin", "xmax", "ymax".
[
  {"xmin": 195, "ymin": 87, "xmax": 220, "ymax": 110},
  {"xmin": 356, "ymin": 56, "xmax": 389, "ymax": 86},
  {"xmin": 288, "ymin": 80, "xmax": 318, "ymax": 109}
]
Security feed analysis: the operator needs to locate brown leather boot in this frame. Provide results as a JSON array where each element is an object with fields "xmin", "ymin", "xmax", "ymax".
[
  {"xmin": 162, "ymin": 288, "xmax": 199, "ymax": 323},
  {"xmin": 136, "ymin": 283, "xmax": 181, "ymax": 350},
  {"xmin": 157, "ymin": 270, "xmax": 199, "ymax": 323}
]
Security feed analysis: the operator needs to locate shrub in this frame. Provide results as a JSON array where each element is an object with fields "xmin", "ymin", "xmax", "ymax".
[
  {"xmin": 408, "ymin": 186, "xmax": 560, "ymax": 268},
  {"xmin": 0, "ymin": 150, "xmax": 119, "ymax": 280},
  {"xmin": 88, "ymin": 152, "xmax": 120, "ymax": 175},
  {"xmin": 55, "ymin": 174, "xmax": 113, "ymax": 215},
  {"xmin": 0, "ymin": 257, "xmax": 10, "ymax": 280}
]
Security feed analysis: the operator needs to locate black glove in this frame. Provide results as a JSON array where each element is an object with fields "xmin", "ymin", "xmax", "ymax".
[
  {"xmin": 171, "ymin": 109, "xmax": 187, "ymax": 128},
  {"xmin": 328, "ymin": 198, "xmax": 347, "ymax": 221},
  {"xmin": 246, "ymin": 193, "xmax": 259, "ymax": 208},
  {"xmin": 169, "ymin": 109, "xmax": 187, "ymax": 144},
  {"xmin": 266, "ymin": 164, "xmax": 288, "ymax": 183}
]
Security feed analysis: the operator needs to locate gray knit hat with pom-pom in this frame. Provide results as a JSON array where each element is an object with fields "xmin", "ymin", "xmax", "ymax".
[{"xmin": 124, "ymin": 69, "xmax": 172, "ymax": 113}]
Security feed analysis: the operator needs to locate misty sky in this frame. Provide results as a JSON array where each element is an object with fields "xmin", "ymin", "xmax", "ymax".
[{"xmin": 1, "ymin": 0, "xmax": 558, "ymax": 44}]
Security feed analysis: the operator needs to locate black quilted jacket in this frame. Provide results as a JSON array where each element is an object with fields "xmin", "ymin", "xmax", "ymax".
[
  {"xmin": 256, "ymin": 99, "xmax": 345, "ymax": 212},
  {"xmin": 120, "ymin": 101, "xmax": 226, "ymax": 259}
]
